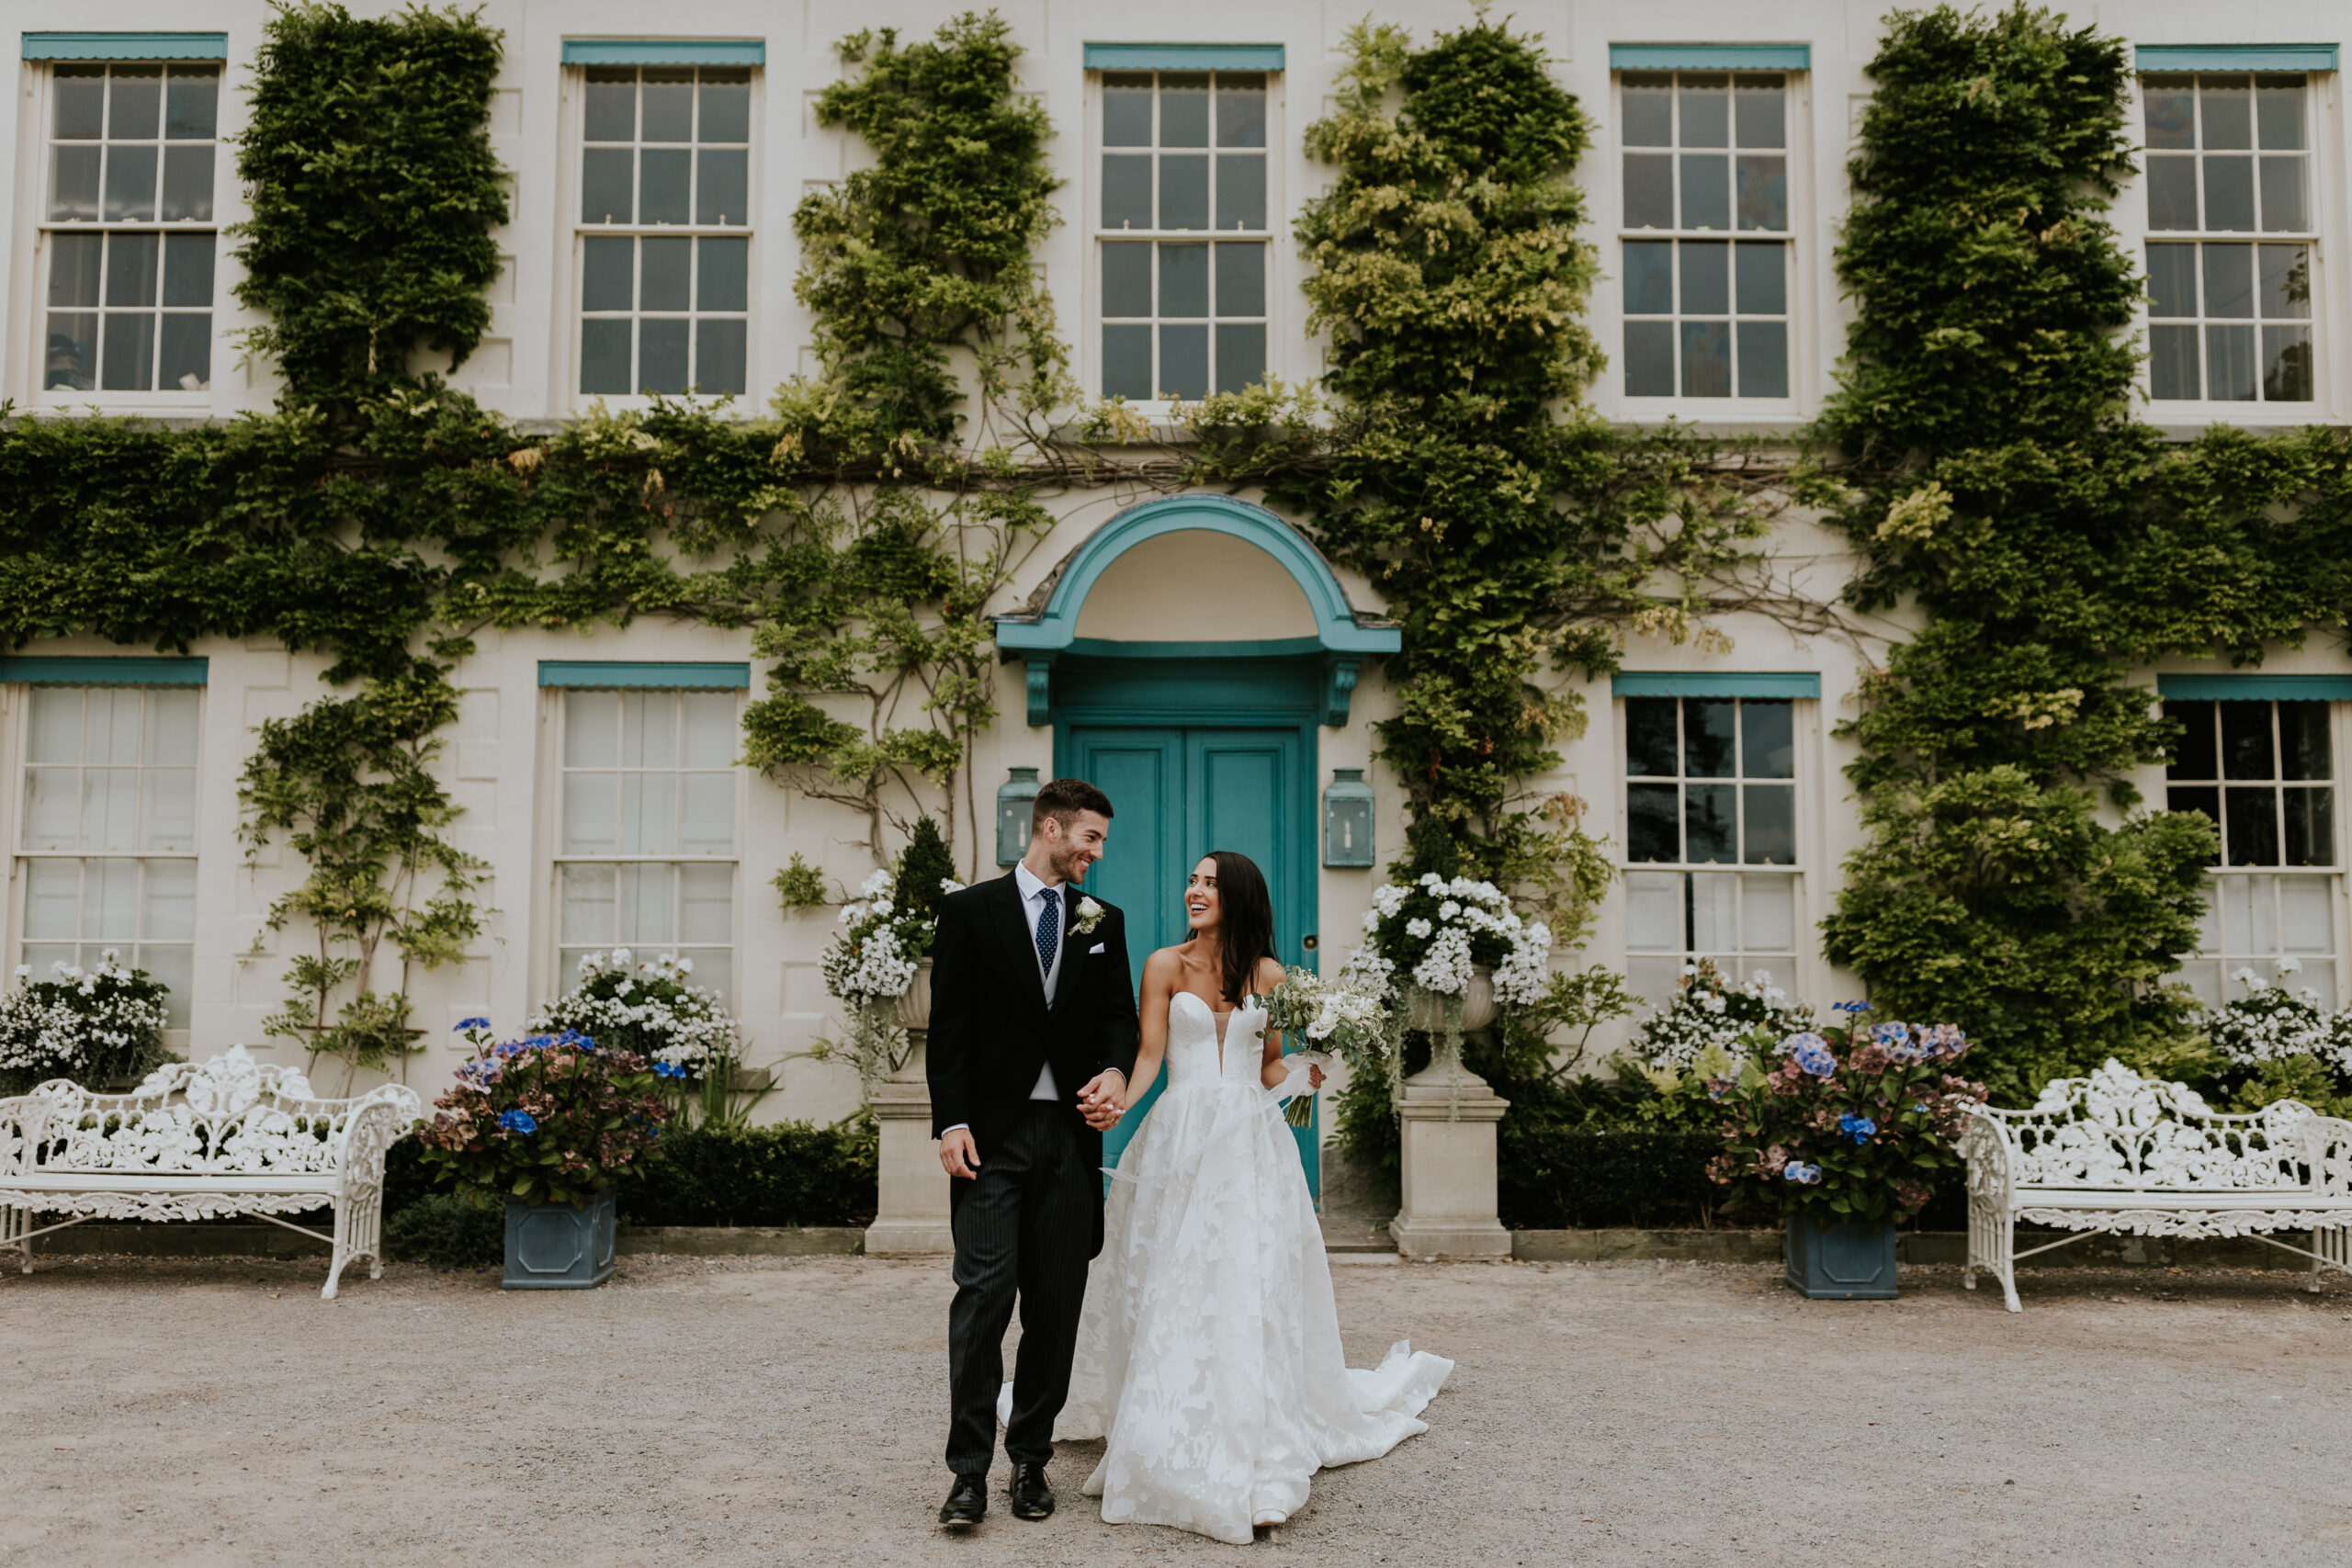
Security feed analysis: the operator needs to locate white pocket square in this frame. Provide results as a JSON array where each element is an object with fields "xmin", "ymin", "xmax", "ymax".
[{"xmin": 1089, "ymin": 942, "xmax": 1106, "ymax": 954}]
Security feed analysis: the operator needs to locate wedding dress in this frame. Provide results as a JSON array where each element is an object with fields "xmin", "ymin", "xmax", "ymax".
[{"xmin": 1046, "ymin": 990, "xmax": 1452, "ymax": 1543}]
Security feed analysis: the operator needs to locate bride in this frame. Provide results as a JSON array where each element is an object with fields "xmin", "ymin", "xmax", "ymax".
[{"xmin": 1047, "ymin": 849, "xmax": 1452, "ymax": 1543}]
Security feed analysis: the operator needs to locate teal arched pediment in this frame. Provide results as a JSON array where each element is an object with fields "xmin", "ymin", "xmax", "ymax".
[{"xmin": 994, "ymin": 494, "xmax": 1397, "ymax": 727}]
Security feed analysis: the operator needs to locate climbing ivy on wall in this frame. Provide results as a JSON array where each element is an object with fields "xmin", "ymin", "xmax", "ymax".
[
  {"xmin": 1815, "ymin": 4, "xmax": 2352, "ymax": 1100},
  {"xmin": 235, "ymin": 3, "xmax": 507, "ymax": 400}
]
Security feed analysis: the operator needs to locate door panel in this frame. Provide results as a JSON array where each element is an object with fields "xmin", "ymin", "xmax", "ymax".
[{"xmin": 1069, "ymin": 723, "xmax": 1317, "ymax": 1201}]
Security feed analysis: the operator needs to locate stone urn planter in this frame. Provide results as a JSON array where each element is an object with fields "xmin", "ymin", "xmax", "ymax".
[
  {"xmin": 1402, "ymin": 965, "xmax": 1496, "ymax": 1081},
  {"xmin": 503, "ymin": 1190, "xmax": 617, "ymax": 1290},
  {"xmin": 892, "ymin": 957, "xmax": 934, "ymax": 1036},
  {"xmin": 1784, "ymin": 1213, "xmax": 1898, "ymax": 1300}
]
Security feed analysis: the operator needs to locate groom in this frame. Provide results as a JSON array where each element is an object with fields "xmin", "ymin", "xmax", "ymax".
[{"xmin": 927, "ymin": 775, "xmax": 1139, "ymax": 1529}]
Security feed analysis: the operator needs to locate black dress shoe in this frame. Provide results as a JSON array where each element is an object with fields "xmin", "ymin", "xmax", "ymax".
[
  {"xmin": 1010, "ymin": 1461, "xmax": 1055, "ymax": 1521},
  {"xmin": 938, "ymin": 1472, "xmax": 987, "ymax": 1529}
]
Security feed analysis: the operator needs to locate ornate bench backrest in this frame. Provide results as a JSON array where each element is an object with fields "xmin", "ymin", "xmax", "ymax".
[
  {"xmin": 1996, "ymin": 1059, "xmax": 2316, "ymax": 1192},
  {"xmin": 6, "ymin": 1045, "xmax": 417, "ymax": 1179}
]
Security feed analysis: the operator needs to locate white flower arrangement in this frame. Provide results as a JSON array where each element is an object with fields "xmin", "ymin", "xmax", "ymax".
[
  {"xmin": 1630, "ymin": 961, "xmax": 1812, "ymax": 1072},
  {"xmin": 822, "ymin": 867, "xmax": 927, "ymax": 1007},
  {"xmin": 0, "ymin": 951, "xmax": 174, "ymax": 1089},
  {"xmin": 1347, "ymin": 872, "xmax": 1554, "ymax": 1008},
  {"xmin": 2202, "ymin": 957, "xmax": 2349, "ymax": 1075},
  {"xmin": 529, "ymin": 950, "xmax": 739, "ymax": 1074}
]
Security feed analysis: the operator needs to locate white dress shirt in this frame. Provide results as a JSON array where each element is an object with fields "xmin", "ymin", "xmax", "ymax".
[{"xmin": 941, "ymin": 866, "xmax": 1119, "ymax": 1140}]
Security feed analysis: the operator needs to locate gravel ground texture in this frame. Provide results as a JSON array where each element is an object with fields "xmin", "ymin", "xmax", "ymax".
[{"xmin": 5, "ymin": 1251, "xmax": 2350, "ymax": 1566}]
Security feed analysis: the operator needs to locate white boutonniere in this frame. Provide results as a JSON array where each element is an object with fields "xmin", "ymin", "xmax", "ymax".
[{"xmin": 1070, "ymin": 896, "xmax": 1107, "ymax": 937}]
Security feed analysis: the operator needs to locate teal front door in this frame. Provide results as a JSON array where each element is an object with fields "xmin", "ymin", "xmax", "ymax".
[{"xmin": 1066, "ymin": 725, "xmax": 1320, "ymax": 1203}]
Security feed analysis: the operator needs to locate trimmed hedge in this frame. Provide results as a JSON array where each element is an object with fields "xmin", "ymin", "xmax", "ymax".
[
  {"xmin": 1497, "ymin": 1128, "xmax": 1724, "ymax": 1230},
  {"xmin": 617, "ymin": 1119, "xmax": 877, "ymax": 1229},
  {"xmin": 379, "ymin": 1118, "xmax": 877, "ymax": 1269}
]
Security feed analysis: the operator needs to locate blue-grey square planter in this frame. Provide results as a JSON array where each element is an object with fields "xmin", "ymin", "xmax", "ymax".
[
  {"xmin": 503, "ymin": 1190, "xmax": 617, "ymax": 1289},
  {"xmin": 1784, "ymin": 1213, "xmax": 1898, "ymax": 1299}
]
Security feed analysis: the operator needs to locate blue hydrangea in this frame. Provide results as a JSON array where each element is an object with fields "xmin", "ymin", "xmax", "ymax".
[
  {"xmin": 1838, "ymin": 1112, "xmax": 1877, "ymax": 1145},
  {"xmin": 1832, "ymin": 999, "xmax": 1872, "ymax": 1014},
  {"xmin": 653, "ymin": 1061, "xmax": 685, "ymax": 1079},
  {"xmin": 454, "ymin": 1017, "xmax": 490, "ymax": 1032},
  {"xmin": 497, "ymin": 1109, "xmax": 538, "ymax": 1134},
  {"xmin": 1783, "ymin": 1161, "xmax": 1823, "ymax": 1184},
  {"xmin": 1783, "ymin": 1032, "xmax": 1836, "ymax": 1077}
]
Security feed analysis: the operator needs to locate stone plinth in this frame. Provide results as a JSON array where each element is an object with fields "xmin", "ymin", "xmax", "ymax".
[
  {"xmin": 864, "ymin": 1030, "xmax": 955, "ymax": 1256},
  {"xmin": 1388, "ymin": 1048, "xmax": 1511, "ymax": 1260}
]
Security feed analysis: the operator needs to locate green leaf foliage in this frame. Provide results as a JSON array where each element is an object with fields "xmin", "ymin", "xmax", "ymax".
[
  {"xmin": 1815, "ymin": 6, "xmax": 2352, "ymax": 1095},
  {"xmin": 233, "ymin": 4, "xmax": 507, "ymax": 400}
]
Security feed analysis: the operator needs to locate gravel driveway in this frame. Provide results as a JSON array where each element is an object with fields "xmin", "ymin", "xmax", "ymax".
[{"xmin": 4, "ymin": 1252, "xmax": 2348, "ymax": 1566}]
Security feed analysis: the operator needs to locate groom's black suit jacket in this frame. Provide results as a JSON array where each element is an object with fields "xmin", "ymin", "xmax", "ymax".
[{"xmin": 927, "ymin": 873, "xmax": 1140, "ymax": 1216}]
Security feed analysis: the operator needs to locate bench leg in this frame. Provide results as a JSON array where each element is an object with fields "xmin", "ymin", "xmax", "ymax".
[
  {"xmin": 2315, "ymin": 1225, "xmax": 2350, "ymax": 1293},
  {"xmin": 322, "ymin": 1198, "xmax": 354, "ymax": 1301},
  {"xmin": 1, "ymin": 1205, "xmax": 29, "ymax": 1274},
  {"xmin": 1965, "ymin": 1195, "xmax": 2022, "ymax": 1311}
]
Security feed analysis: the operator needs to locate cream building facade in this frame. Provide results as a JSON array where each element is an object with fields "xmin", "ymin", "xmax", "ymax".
[{"xmin": 2, "ymin": 2, "xmax": 2349, "ymax": 1134}]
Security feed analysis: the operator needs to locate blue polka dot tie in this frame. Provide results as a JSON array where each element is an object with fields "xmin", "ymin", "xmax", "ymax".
[{"xmin": 1035, "ymin": 886, "xmax": 1059, "ymax": 981}]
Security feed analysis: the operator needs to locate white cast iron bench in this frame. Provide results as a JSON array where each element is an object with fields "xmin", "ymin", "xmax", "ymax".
[
  {"xmin": 1958, "ymin": 1058, "xmax": 2352, "ymax": 1312},
  {"xmin": 0, "ymin": 1045, "xmax": 420, "ymax": 1298}
]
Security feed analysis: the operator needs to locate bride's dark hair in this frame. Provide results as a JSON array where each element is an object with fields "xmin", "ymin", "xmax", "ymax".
[{"xmin": 1204, "ymin": 850, "xmax": 1275, "ymax": 1004}]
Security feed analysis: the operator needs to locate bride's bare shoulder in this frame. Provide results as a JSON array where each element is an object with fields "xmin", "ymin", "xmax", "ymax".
[
  {"xmin": 1255, "ymin": 955, "xmax": 1287, "ymax": 989},
  {"xmin": 1141, "ymin": 945, "xmax": 1187, "ymax": 981}
]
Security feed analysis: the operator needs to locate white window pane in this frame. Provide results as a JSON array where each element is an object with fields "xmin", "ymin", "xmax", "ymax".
[
  {"xmin": 90, "ymin": 857, "xmax": 138, "ymax": 940},
  {"xmin": 2178, "ymin": 957, "xmax": 2222, "ymax": 1010},
  {"xmin": 622, "ymin": 772, "xmax": 677, "ymax": 854},
  {"xmin": 1627, "ymin": 955, "xmax": 1683, "ymax": 1010},
  {"xmin": 2220, "ymin": 874, "xmax": 2260, "ymax": 954},
  {"xmin": 141, "ymin": 766, "xmax": 196, "ymax": 851},
  {"xmin": 2278, "ymin": 874, "xmax": 2332, "ymax": 952},
  {"xmin": 621, "ymin": 692, "xmax": 676, "ymax": 769},
  {"xmin": 617, "ymin": 862, "xmax": 674, "ymax": 943},
  {"xmin": 2300, "ymin": 961, "xmax": 2336, "ymax": 1008},
  {"xmin": 96, "ymin": 688, "xmax": 140, "ymax": 765},
  {"xmin": 683, "ymin": 948, "xmax": 732, "ymax": 1005},
  {"xmin": 144, "ymin": 688, "xmax": 198, "ymax": 764},
  {"xmin": 559, "ymin": 863, "xmax": 616, "ymax": 944},
  {"xmin": 1741, "ymin": 872, "xmax": 1796, "ymax": 953},
  {"xmin": 27, "ymin": 689, "xmax": 83, "ymax": 763},
  {"xmin": 2192, "ymin": 890, "xmax": 2220, "ymax": 953},
  {"xmin": 680, "ymin": 692, "xmax": 735, "ymax": 767},
  {"xmin": 679, "ymin": 772, "xmax": 734, "ymax": 854},
  {"xmin": 25, "ymin": 767, "xmax": 81, "ymax": 849},
  {"xmin": 678, "ymin": 862, "xmax": 732, "ymax": 944},
  {"xmin": 21, "ymin": 944, "xmax": 75, "ymax": 982},
  {"xmin": 564, "ymin": 691, "xmax": 618, "ymax": 768},
  {"xmin": 86, "ymin": 768, "xmax": 139, "ymax": 852},
  {"xmin": 23, "ymin": 860, "xmax": 81, "ymax": 939},
  {"xmin": 1625, "ymin": 870, "xmax": 1682, "ymax": 951},
  {"xmin": 1689, "ymin": 871, "xmax": 1738, "ymax": 953},
  {"xmin": 138, "ymin": 941, "xmax": 192, "ymax": 1029},
  {"xmin": 141, "ymin": 856, "xmax": 196, "ymax": 941},
  {"xmin": 560, "ymin": 771, "xmax": 618, "ymax": 854}
]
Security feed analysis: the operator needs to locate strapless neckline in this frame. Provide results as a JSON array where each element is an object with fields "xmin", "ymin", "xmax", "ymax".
[{"xmin": 1170, "ymin": 989, "xmax": 1262, "ymax": 1069}]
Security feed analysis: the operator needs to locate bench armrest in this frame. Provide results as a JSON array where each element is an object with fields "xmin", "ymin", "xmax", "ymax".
[
  {"xmin": 329, "ymin": 1085, "xmax": 424, "ymax": 1190},
  {"xmin": 1956, "ymin": 1103, "xmax": 2015, "ymax": 1205},
  {"xmin": 2299, "ymin": 1114, "xmax": 2352, "ymax": 1198},
  {"xmin": 0, "ymin": 1094, "xmax": 52, "ymax": 1178}
]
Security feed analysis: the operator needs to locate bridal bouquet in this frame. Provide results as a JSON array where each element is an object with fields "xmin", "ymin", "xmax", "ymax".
[
  {"xmin": 1264, "ymin": 965, "xmax": 1393, "ymax": 1127},
  {"xmin": 1707, "ymin": 1012, "xmax": 1984, "ymax": 1224}
]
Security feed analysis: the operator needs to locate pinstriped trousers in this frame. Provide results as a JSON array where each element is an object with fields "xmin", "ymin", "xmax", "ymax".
[{"xmin": 944, "ymin": 1100, "xmax": 1096, "ymax": 1475}]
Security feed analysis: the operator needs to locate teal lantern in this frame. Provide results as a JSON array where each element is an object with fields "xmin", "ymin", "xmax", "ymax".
[
  {"xmin": 997, "ymin": 767, "xmax": 1042, "ymax": 865},
  {"xmin": 1323, "ymin": 768, "xmax": 1375, "ymax": 866}
]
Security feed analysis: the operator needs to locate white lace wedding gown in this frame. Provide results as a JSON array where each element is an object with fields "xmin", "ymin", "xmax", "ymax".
[{"xmin": 1045, "ymin": 991, "xmax": 1453, "ymax": 1543}]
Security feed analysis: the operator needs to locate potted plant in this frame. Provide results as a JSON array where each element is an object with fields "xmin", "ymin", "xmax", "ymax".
[
  {"xmin": 1628, "ymin": 959, "xmax": 1812, "ymax": 1073},
  {"xmin": 414, "ymin": 1022, "xmax": 668, "ymax": 1289},
  {"xmin": 1707, "ymin": 1010, "xmax": 1985, "ymax": 1300},
  {"xmin": 530, "ymin": 950, "xmax": 751, "ymax": 1129},
  {"xmin": 818, "ymin": 818, "xmax": 961, "ymax": 1096},
  {"xmin": 0, "ymin": 952, "xmax": 174, "ymax": 1097},
  {"xmin": 1346, "ymin": 872, "xmax": 1554, "ymax": 1089}
]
